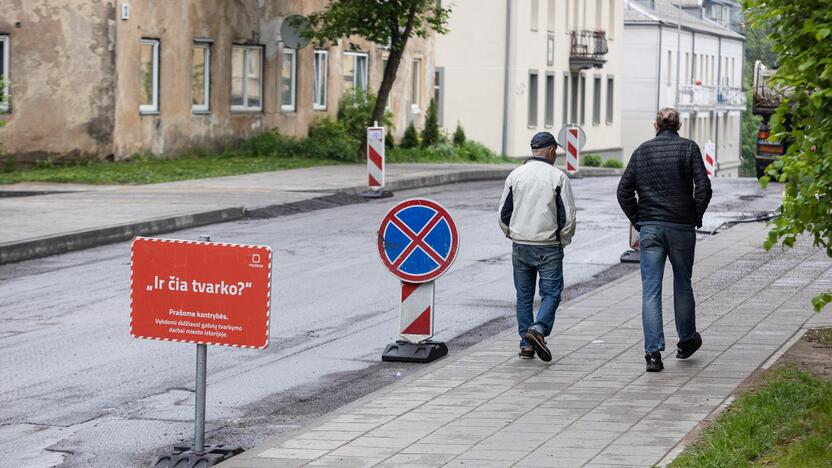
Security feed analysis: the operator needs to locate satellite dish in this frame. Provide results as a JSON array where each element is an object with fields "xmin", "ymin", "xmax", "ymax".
[{"xmin": 281, "ymin": 15, "xmax": 310, "ymax": 49}]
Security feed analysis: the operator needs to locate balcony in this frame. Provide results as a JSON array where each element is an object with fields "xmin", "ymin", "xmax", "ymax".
[
  {"xmin": 678, "ymin": 84, "xmax": 716, "ymax": 109},
  {"xmin": 718, "ymin": 86, "xmax": 747, "ymax": 109},
  {"xmin": 569, "ymin": 30, "xmax": 608, "ymax": 70}
]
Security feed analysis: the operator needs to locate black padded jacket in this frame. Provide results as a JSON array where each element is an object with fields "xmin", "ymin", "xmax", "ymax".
[{"xmin": 617, "ymin": 129, "xmax": 712, "ymax": 229}]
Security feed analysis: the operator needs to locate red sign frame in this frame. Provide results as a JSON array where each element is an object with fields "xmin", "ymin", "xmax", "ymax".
[
  {"xmin": 377, "ymin": 198, "xmax": 459, "ymax": 283},
  {"xmin": 130, "ymin": 237, "xmax": 272, "ymax": 349}
]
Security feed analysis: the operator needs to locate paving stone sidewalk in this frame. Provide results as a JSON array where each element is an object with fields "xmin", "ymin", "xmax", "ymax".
[{"xmin": 220, "ymin": 223, "xmax": 832, "ymax": 468}]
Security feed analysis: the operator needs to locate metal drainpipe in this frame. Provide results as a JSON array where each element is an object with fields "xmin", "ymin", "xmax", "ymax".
[
  {"xmin": 656, "ymin": 24, "xmax": 663, "ymax": 111},
  {"xmin": 500, "ymin": 0, "xmax": 513, "ymax": 156},
  {"xmin": 690, "ymin": 31, "xmax": 696, "ymax": 138},
  {"xmin": 715, "ymin": 36, "xmax": 722, "ymax": 170},
  {"xmin": 675, "ymin": 5, "xmax": 682, "ymax": 106}
]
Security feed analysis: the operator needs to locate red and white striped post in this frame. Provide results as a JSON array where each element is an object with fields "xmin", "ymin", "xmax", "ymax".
[
  {"xmin": 566, "ymin": 127, "xmax": 580, "ymax": 176},
  {"xmin": 362, "ymin": 123, "xmax": 393, "ymax": 199},
  {"xmin": 399, "ymin": 281, "xmax": 435, "ymax": 344},
  {"xmin": 703, "ymin": 141, "xmax": 716, "ymax": 178}
]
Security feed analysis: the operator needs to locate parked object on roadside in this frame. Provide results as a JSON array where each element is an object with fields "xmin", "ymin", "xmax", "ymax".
[
  {"xmin": 617, "ymin": 107, "xmax": 712, "ymax": 372},
  {"xmin": 498, "ymin": 132, "xmax": 576, "ymax": 362}
]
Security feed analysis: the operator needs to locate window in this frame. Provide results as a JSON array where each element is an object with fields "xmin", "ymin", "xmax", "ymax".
[
  {"xmin": 231, "ymin": 45, "xmax": 262, "ymax": 112},
  {"xmin": 0, "ymin": 35, "xmax": 9, "ymax": 111},
  {"xmin": 544, "ymin": 73, "xmax": 554, "ymax": 128},
  {"xmin": 570, "ymin": 73, "xmax": 578, "ymax": 124},
  {"xmin": 606, "ymin": 76, "xmax": 614, "ymax": 124},
  {"xmin": 592, "ymin": 76, "xmax": 601, "ymax": 125},
  {"xmin": 343, "ymin": 51, "xmax": 368, "ymax": 91},
  {"xmin": 281, "ymin": 48, "xmax": 296, "ymax": 111},
  {"xmin": 528, "ymin": 72, "xmax": 538, "ymax": 127},
  {"xmin": 531, "ymin": 0, "xmax": 539, "ymax": 31},
  {"xmin": 572, "ymin": 0, "xmax": 579, "ymax": 30},
  {"xmin": 192, "ymin": 42, "xmax": 210, "ymax": 113},
  {"xmin": 685, "ymin": 52, "xmax": 690, "ymax": 84},
  {"xmin": 608, "ymin": 0, "xmax": 616, "ymax": 38},
  {"xmin": 410, "ymin": 58, "xmax": 422, "ymax": 112},
  {"xmin": 667, "ymin": 50, "xmax": 672, "ymax": 86},
  {"xmin": 313, "ymin": 50, "xmax": 328, "ymax": 110},
  {"xmin": 139, "ymin": 39, "xmax": 159, "ymax": 113},
  {"xmin": 547, "ymin": 0, "xmax": 556, "ymax": 32},
  {"xmin": 562, "ymin": 74, "xmax": 569, "ymax": 125},
  {"xmin": 579, "ymin": 74, "xmax": 586, "ymax": 125},
  {"xmin": 596, "ymin": 0, "xmax": 603, "ymax": 30}
]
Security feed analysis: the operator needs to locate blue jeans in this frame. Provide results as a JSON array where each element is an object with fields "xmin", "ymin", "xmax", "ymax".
[
  {"xmin": 639, "ymin": 224, "xmax": 698, "ymax": 353},
  {"xmin": 512, "ymin": 243, "xmax": 564, "ymax": 348}
]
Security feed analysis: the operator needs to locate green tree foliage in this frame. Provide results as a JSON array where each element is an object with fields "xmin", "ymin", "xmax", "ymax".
[
  {"xmin": 420, "ymin": 99, "xmax": 440, "ymax": 147},
  {"xmin": 745, "ymin": 0, "xmax": 832, "ymax": 311},
  {"xmin": 400, "ymin": 122, "xmax": 419, "ymax": 149},
  {"xmin": 304, "ymin": 0, "xmax": 450, "ymax": 156},
  {"xmin": 452, "ymin": 122, "xmax": 466, "ymax": 147}
]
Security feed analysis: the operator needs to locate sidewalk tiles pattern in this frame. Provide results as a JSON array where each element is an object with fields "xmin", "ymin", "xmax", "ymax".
[{"xmin": 220, "ymin": 223, "xmax": 832, "ymax": 468}]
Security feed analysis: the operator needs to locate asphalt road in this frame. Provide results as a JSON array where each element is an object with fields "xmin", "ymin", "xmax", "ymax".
[{"xmin": 0, "ymin": 177, "xmax": 780, "ymax": 467}]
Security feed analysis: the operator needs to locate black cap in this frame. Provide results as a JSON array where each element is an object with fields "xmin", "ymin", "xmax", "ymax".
[{"xmin": 530, "ymin": 132, "xmax": 559, "ymax": 150}]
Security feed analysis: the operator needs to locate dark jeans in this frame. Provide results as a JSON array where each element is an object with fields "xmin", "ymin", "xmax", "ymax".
[
  {"xmin": 639, "ymin": 224, "xmax": 698, "ymax": 353},
  {"xmin": 512, "ymin": 243, "xmax": 564, "ymax": 348}
]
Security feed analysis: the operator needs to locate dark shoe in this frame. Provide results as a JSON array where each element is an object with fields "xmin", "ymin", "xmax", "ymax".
[
  {"xmin": 524, "ymin": 329, "xmax": 552, "ymax": 362},
  {"xmin": 518, "ymin": 346, "xmax": 535, "ymax": 359},
  {"xmin": 645, "ymin": 351, "xmax": 664, "ymax": 372},
  {"xmin": 676, "ymin": 332, "xmax": 702, "ymax": 359}
]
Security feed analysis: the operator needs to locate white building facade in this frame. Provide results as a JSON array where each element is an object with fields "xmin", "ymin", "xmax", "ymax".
[
  {"xmin": 435, "ymin": 0, "xmax": 624, "ymax": 160},
  {"xmin": 622, "ymin": 0, "xmax": 745, "ymax": 176}
]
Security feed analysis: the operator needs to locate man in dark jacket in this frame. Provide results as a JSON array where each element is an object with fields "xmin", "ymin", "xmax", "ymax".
[{"xmin": 617, "ymin": 107, "xmax": 712, "ymax": 372}]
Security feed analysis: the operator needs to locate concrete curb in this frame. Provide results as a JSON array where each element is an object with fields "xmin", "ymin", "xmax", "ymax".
[{"xmin": 0, "ymin": 166, "xmax": 621, "ymax": 265}]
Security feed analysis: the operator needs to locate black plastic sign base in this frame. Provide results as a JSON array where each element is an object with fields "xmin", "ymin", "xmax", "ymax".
[
  {"xmin": 382, "ymin": 340, "xmax": 448, "ymax": 363},
  {"xmin": 361, "ymin": 189, "xmax": 394, "ymax": 199},
  {"xmin": 153, "ymin": 444, "xmax": 243, "ymax": 468},
  {"xmin": 620, "ymin": 249, "xmax": 640, "ymax": 264}
]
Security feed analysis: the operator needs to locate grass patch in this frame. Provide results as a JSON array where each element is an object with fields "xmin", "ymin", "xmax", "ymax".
[{"xmin": 671, "ymin": 366, "xmax": 832, "ymax": 467}]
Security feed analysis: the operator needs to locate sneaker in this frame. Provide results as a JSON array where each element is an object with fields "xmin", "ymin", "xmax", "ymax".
[
  {"xmin": 676, "ymin": 332, "xmax": 702, "ymax": 359},
  {"xmin": 518, "ymin": 346, "xmax": 535, "ymax": 359},
  {"xmin": 645, "ymin": 351, "xmax": 664, "ymax": 372},
  {"xmin": 524, "ymin": 329, "xmax": 552, "ymax": 362}
]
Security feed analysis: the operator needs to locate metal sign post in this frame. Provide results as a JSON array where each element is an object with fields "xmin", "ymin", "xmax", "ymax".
[
  {"xmin": 362, "ymin": 122, "xmax": 393, "ymax": 199},
  {"xmin": 131, "ymin": 235, "xmax": 273, "ymax": 467},
  {"xmin": 377, "ymin": 198, "xmax": 459, "ymax": 362}
]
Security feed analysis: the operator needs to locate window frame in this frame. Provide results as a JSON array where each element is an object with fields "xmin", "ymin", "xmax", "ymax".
[
  {"xmin": 592, "ymin": 75, "xmax": 602, "ymax": 126},
  {"xmin": 528, "ymin": 70, "xmax": 539, "ymax": 128},
  {"xmin": 281, "ymin": 47, "xmax": 297, "ymax": 112},
  {"xmin": 139, "ymin": 38, "xmax": 160, "ymax": 114},
  {"xmin": 192, "ymin": 41, "xmax": 211, "ymax": 114},
  {"xmin": 231, "ymin": 45, "xmax": 264, "ymax": 113},
  {"xmin": 410, "ymin": 57, "xmax": 422, "ymax": 113},
  {"xmin": 343, "ymin": 51, "xmax": 369, "ymax": 91},
  {"xmin": 544, "ymin": 72, "xmax": 555, "ymax": 128},
  {"xmin": 0, "ymin": 35, "xmax": 9, "ymax": 112},
  {"xmin": 606, "ymin": 75, "xmax": 614, "ymax": 125},
  {"xmin": 313, "ymin": 49, "xmax": 328, "ymax": 110}
]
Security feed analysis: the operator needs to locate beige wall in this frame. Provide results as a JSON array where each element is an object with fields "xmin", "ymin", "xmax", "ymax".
[
  {"xmin": 437, "ymin": 0, "xmax": 624, "ymax": 159},
  {"xmin": 0, "ymin": 0, "xmax": 116, "ymax": 162},
  {"xmin": 0, "ymin": 0, "xmax": 433, "ymax": 161}
]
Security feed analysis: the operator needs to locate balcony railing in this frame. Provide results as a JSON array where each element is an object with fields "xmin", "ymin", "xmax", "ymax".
[
  {"xmin": 679, "ymin": 84, "xmax": 746, "ymax": 110},
  {"xmin": 569, "ymin": 30, "xmax": 608, "ymax": 70}
]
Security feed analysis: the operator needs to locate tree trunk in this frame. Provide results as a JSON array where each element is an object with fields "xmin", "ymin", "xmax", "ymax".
[{"xmin": 358, "ymin": 1, "xmax": 419, "ymax": 160}]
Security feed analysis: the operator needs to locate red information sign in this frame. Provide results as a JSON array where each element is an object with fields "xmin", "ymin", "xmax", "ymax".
[{"xmin": 130, "ymin": 237, "xmax": 272, "ymax": 349}]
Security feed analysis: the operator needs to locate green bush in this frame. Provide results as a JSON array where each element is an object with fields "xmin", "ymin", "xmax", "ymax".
[
  {"xmin": 421, "ymin": 99, "xmax": 441, "ymax": 147},
  {"xmin": 231, "ymin": 119, "xmax": 354, "ymax": 162},
  {"xmin": 401, "ymin": 123, "xmax": 419, "ymax": 149},
  {"xmin": 336, "ymin": 88, "xmax": 393, "ymax": 144},
  {"xmin": 602, "ymin": 158, "xmax": 624, "ymax": 168},
  {"xmin": 389, "ymin": 140, "xmax": 506, "ymax": 163},
  {"xmin": 452, "ymin": 122, "xmax": 466, "ymax": 147},
  {"xmin": 582, "ymin": 154, "xmax": 602, "ymax": 167}
]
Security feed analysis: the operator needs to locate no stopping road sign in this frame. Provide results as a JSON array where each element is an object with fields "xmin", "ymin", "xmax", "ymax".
[{"xmin": 377, "ymin": 198, "xmax": 459, "ymax": 283}]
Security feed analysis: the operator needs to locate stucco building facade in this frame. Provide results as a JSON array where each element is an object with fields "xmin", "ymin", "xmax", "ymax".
[
  {"xmin": 622, "ymin": 0, "xmax": 745, "ymax": 176},
  {"xmin": 435, "ymin": 0, "xmax": 624, "ymax": 160},
  {"xmin": 0, "ymin": 0, "xmax": 433, "ymax": 162}
]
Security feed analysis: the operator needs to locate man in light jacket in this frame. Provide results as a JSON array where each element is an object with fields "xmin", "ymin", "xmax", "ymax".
[{"xmin": 498, "ymin": 132, "xmax": 576, "ymax": 361}]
